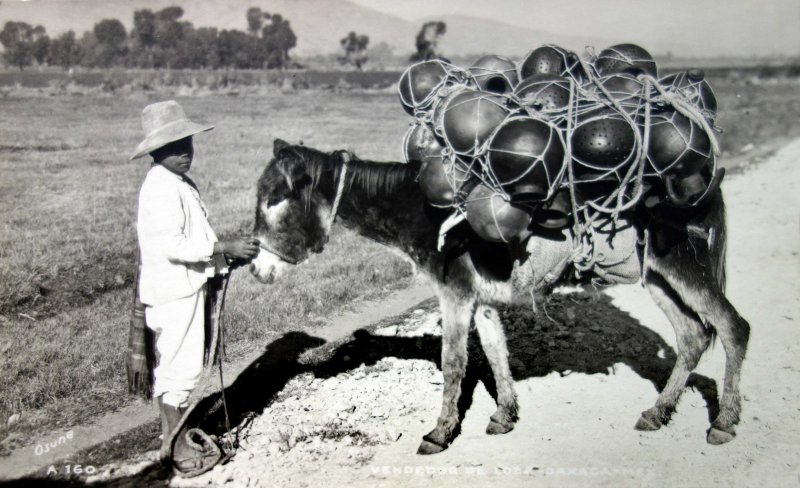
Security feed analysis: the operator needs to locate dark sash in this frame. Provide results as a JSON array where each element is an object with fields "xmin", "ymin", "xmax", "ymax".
[
  {"xmin": 125, "ymin": 252, "xmax": 156, "ymax": 400},
  {"xmin": 125, "ymin": 251, "xmax": 224, "ymax": 400}
]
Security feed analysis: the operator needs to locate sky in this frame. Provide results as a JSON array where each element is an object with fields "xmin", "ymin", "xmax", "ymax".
[
  {"xmin": 348, "ymin": 0, "xmax": 800, "ymax": 58},
  {"xmin": 1, "ymin": 0, "xmax": 797, "ymax": 58}
]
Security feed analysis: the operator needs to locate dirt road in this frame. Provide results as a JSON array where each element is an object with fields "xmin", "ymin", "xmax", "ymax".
[{"xmin": 127, "ymin": 139, "xmax": 799, "ymax": 488}]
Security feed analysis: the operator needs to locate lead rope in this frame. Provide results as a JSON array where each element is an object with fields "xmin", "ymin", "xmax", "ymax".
[
  {"xmin": 216, "ymin": 273, "xmax": 234, "ymax": 455},
  {"xmin": 169, "ymin": 273, "xmax": 234, "ymax": 463},
  {"xmin": 199, "ymin": 152, "xmax": 352, "ymax": 461},
  {"xmin": 216, "ymin": 151, "xmax": 352, "ymax": 454}
]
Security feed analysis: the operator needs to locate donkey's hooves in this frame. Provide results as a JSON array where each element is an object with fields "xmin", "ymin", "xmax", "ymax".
[
  {"xmin": 417, "ymin": 439, "xmax": 447, "ymax": 455},
  {"xmin": 486, "ymin": 419, "xmax": 514, "ymax": 435},
  {"xmin": 706, "ymin": 427, "xmax": 735, "ymax": 445},
  {"xmin": 634, "ymin": 413, "xmax": 662, "ymax": 431}
]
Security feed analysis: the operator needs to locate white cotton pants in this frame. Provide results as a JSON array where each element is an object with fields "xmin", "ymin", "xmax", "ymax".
[{"xmin": 145, "ymin": 285, "xmax": 206, "ymax": 409}]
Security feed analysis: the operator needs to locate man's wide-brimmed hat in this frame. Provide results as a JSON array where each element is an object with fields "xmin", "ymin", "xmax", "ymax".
[{"xmin": 130, "ymin": 100, "xmax": 214, "ymax": 160}]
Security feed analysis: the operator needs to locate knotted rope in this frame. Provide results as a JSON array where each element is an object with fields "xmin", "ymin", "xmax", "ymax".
[{"xmin": 405, "ymin": 49, "xmax": 719, "ymax": 280}]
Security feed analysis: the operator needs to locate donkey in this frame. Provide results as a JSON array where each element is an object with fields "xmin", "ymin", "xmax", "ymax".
[{"xmin": 249, "ymin": 139, "xmax": 750, "ymax": 454}]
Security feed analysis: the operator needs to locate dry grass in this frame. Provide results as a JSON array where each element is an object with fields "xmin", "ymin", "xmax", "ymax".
[
  {"xmin": 712, "ymin": 77, "xmax": 800, "ymax": 156},
  {"xmin": 0, "ymin": 90, "xmax": 413, "ymax": 445},
  {"xmin": 0, "ymin": 75, "xmax": 798, "ymax": 448}
]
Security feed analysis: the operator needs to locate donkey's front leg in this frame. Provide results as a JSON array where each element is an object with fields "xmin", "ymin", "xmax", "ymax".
[
  {"xmin": 418, "ymin": 288, "xmax": 475, "ymax": 455},
  {"xmin": 474, "ymin": 305, "xmax": 518, "ymax": 434}
]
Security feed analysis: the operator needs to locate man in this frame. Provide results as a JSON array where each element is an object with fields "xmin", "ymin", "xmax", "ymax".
[{"xmin": 131, "ymin": 100, "xmax": 259, "ymax": 476}]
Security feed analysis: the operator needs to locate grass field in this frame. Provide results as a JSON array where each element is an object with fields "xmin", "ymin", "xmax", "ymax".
[{"xmin": 1, "ymin": 74, "xmax": 799, "ymax": 452}]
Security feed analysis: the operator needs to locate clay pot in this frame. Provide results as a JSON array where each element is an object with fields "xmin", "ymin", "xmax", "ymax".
[
  {"xmin": 514, "ymin": 74, "xmax": 571, "ymax": 112},
  {"xmin": 470, "ymin": 54, "xmax": 519, "ymax": 94},
  {"xmin": 598, "ymin": 72, "xmax": 647, "ymax": 101},
  {"xmin": 660, "ymin": 69, "xmax": 718, "ymax": 118},
  {"xmin": 418, "ymin": 154, "xmax": 472, "ymax": 207},
  {"xmin": 398, "ymin": 60, "xmax": 450, "ymax": 116},
  {"xmin": 662, "ymin": 165, "xmax": 724, "ymax": 208},
  {"xmin": 431, "ymin": 84, "xmax": 469, "ymax": 138},
  {"xmin": 646, "ymin": 108, "xmax": 712, "ymax": 176},
  {"xmin": 442, "ymin": 89, "xmax": 509, "ymax": 155},
  {"xmin": 519, "ymin": 45, "xmax": 584, "ymax": 82},
  {"xmin": 465, "ymin": 184, "xmax": 532, "ymax": 242},
  {"xmin": 533, "ymin": 188, "xmax": 572, "ymax": 229},
  {"xmin": 486, "ymin": 117, "xmax": 565, "ymax": 202},
  {"xmin": 595, "ymin": 44, "xmax": 658, "ymax": 78},
  {"xmin": 570, "ymin": 107, "xmax": 637, "ymax": 175},
  {"xmin": 403, "ymin": 122, "xmax": 443, "ymax": 163}
]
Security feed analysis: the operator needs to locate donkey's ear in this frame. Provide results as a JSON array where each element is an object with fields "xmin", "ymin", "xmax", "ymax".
[{"xmin": 273, "ymin": 138, "xmax": 290, "ymax": 156}]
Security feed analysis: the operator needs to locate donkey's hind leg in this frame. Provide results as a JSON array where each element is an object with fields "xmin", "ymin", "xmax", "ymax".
[
  {"xmin": 474, "ymin": 305, "xmax": 519, "ymax": 435},
  {"xmin": 647, "ymin": 247, "xmax": 750, "ymax": 444},
  {"xmin": 418, "ymin": 287, "xmax": 475, "ymax": 455},
  {"xmin": 636, "ymin": 272, "xmax": 713, "ymax": 431}
]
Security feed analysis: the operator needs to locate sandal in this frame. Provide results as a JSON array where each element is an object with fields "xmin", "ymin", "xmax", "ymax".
[{"xmin": 172, "ymin": 428, "xmax": 224, "ymax": 478}]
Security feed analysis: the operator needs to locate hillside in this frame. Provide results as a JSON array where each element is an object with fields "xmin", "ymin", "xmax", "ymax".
[
  {"xmin": 0, "ymin": 0, "xmax": 613, "ymax": 58},
  {"xmin": 3, "ymin": 0, "xmax": 792, "ymax": 61},
  {"xmin": 432, "ymin": 14, "xmax": 609, "ymax": 59}
]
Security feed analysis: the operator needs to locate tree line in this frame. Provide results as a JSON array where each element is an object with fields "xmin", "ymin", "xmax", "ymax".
[
  {"xmin": 1, "ymin": 6, "xmax": 447, "ymax": 71},
  {"xmin": 0, "ymin": 6, "xmax": 298, "ymax": 70}
]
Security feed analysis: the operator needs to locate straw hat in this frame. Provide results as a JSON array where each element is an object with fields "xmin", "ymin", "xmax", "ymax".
[{"xmin": 130, "ymin": 100, "xmax": 214, "ymax": 160}]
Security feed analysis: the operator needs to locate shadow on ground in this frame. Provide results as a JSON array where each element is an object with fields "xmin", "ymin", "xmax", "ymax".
[{"xmin": 3, "ymin": 292, "xmax": 718, "ymax": 487}]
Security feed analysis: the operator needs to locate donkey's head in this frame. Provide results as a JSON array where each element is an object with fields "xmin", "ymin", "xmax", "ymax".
[{"xmin": 249, "ymin": 139, "xmax": 343, "ymax": 283}]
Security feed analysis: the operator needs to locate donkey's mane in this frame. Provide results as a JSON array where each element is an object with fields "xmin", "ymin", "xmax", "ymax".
[{"xmin": 277, "ymin": 144, "xmax": 419, "ymax": 198}]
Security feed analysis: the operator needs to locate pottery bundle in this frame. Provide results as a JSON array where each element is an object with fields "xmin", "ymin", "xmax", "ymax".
[{"xmin": 400, "ymin": 43, "xmax": 721, "ymax": 243}]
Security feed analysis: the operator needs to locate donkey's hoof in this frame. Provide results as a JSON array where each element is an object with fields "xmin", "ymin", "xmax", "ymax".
[
  {"xmin": 486, "ymin": 419, "xmax": 514, "ymax": 435},
  {"xmin": 634, "ymin": 412, "xmax": 662, "ymax": 431},
  {"xmin": 706, "ymin": 426, "xmax": 735, "ymax": 445},
  {"xmin": 417, "ymin": 439, "xmax": 447, "ymax": 455}
]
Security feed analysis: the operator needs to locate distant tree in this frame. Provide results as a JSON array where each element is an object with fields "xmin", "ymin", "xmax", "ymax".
[
  {"xmin": 410, "ymin": 21, "xmax": 446, "ymax": 62},
  {"xmin": 246, "ymin": 7, "xmax": 265, "ymax": 36},
  {"xmin": 132, "ymin": 9, "xmax": 157, "ymax": 47},
  {"xmin": 0, "ymin": 21, "xmax": 35, "ymax": 69},
  {"xmin": 94, "ymin": 19, "xmax": 126, "ymax": 48},
  {"xmin": 91, "ymin": 19, "xmax": 127, "ymax": 67},
  {"xmin": 130, "ymin": 9, "xmax": 157, "ymax": 67},
  {"xmin": 31, "ymin": 25, "xmax": 50, "ymax": 65},
  {"xmin": 154, "ymin": 7, "xmax": 185, "ymax": 49},
  {"xmin": 194, "ymin": 27, "xmax": 221, "ymax": 68},
  {"xmin": 339, "ymin": 31, "xmax": 369, "ymax": 70},
  {"xmin": 261, "ymin": 13, "xmax": 296, "ymax": 69},
  {"xmin": 133, "ymin": 9, "xmax": 157, "ymax": 46},
  {"xmin": 7, "ymin": 6, "xmax": 302, "ymax": 71},
  {"xmin": 76, "ymin": 30, "xmax": 99, "ymax": 67},
  {"xmin": 156, "ymin": 6, "xmax": 185, "ymax": 23},
  {"xmin": 49, "ymin": 30, "xmax": 81, "ymax": 69},
  {"xmin": 217, "ymin": 29, "xmax": 259, "ymax": 69},
  {"xmin": 151, "ymin": 7, "xmax": 190, "ymax": 68},
  {"xmin": 174, "ymin": 26, "xmax": 219, "ymax": 69}
]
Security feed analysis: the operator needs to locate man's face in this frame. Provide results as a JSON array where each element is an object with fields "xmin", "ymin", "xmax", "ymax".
[{"xmin": 153, "ymin": 137, "xmax": 194, "ymax": 175}]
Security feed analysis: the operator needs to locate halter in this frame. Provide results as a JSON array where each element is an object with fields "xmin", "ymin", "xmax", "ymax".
[
  {"xmin": 329, "ymin": 150, "xmax": 351, "ymax": 229},
  {"xmin": 258, "ymin": 242, "xmax": 300, "ymax": 265},
  {"xmin": 258, "ymin": 150, "xmax": 350, "ymax": 265}
]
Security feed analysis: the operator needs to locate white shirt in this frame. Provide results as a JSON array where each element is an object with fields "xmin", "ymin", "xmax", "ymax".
[{"xmin": 137, "ymin": 164, "xmax": 227, "ymax": 306}]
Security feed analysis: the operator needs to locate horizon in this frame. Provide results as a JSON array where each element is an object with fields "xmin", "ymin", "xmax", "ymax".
[
  {"xmin": 0, "ymin": 0, "xmax": 798, "ymax": 59},
  {"xmin": 348, "ymin": 0, "xmax": 800, "ymax": 58}
]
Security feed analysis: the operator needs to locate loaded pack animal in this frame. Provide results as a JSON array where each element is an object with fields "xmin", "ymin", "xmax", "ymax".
[{"xmin": 248, "ymin": 138, "xmax": 750, "ymax": 454}]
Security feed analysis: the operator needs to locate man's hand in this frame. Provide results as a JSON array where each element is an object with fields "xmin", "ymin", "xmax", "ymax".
[{"xmin": 214, "ymin": 237, "xmax": 260, "ymax": 263}]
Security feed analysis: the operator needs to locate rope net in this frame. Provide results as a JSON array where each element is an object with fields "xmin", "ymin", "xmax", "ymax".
[{"xmin": 399, "ymin": 44, "xmax": 721, "ymax": 274}]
